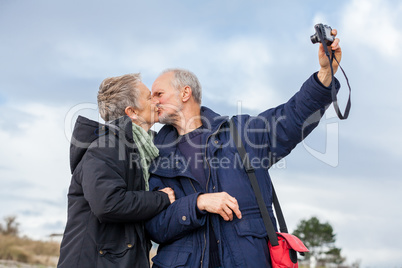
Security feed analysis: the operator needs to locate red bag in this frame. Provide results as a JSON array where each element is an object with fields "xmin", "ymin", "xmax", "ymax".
[{"xmin": 268, "ymin": 232, "xmax": 309, "ymax": 268}]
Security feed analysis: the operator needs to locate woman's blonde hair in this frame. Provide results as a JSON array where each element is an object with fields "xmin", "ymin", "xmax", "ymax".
[{"xmin": 97, "ymin": 73, "xmax": 141, "ymax": 121}]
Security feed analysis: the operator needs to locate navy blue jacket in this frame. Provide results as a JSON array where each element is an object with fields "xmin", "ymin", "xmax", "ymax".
[
  {"xmin": 58, "ymin": 116, "xmax": 170, "ymax": 268},
  {"xmin": 146, "ymin": 73, "xmax": 339, "ymax": 268}
]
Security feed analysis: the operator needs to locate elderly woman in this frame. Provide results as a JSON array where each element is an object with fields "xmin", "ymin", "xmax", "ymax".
[{"xmin": 58, "ymin": 74, "xmax": 174, "ymax": 268}]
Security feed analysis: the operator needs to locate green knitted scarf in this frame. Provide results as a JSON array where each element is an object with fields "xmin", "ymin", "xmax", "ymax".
[{"xmin": 131, "ymin": 123, "xmax": 159, "ymax": 191}]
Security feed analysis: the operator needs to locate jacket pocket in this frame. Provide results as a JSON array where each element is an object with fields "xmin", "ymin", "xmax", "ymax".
[
  {"xmin": 233, "ymin": 217, "xmax": 271, "ymax": 266},
  {"xmin": 234, "ymin": 217, "xmax": 268, "ymax": 238},
  {"xmin": 96, "ymin": 241, "xmax": 134, "ymax": 267},
  {"xmin": 152, "ymin": 246, "xmax": 192, "ymax": 268}
]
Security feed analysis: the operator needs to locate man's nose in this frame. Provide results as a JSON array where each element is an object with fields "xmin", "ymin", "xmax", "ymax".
[{"xmin": 152, "ymin": 96, "xmax": 159, "ymax": 104}]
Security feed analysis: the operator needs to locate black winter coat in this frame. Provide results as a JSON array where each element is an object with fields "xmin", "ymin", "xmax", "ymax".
[{"xmin": 58, "ymin": 115, "xmax": 170, "ymax": 268}]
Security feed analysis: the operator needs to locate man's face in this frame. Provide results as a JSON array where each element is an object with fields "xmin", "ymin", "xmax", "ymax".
[
  {"xmin": 152, "ymin": 72, "xmax": 182, "ymax": 125},
  {"xmin": 135, "ymin": 82, "xmax": 158, "ymax": 127}
]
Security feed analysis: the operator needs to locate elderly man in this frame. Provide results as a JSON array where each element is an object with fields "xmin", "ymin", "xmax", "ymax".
[
  {"xmin": 58, "ymin": 73, "xmax": 174, "ymax": 268},
  {"xmin": 146, "ymin": 30, "xmax": 342, "ymax": 268}
]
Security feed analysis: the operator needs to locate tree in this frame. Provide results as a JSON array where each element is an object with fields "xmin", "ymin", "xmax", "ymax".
[
  {"xmin": 0, "ymin": 215, "xmax": 20, "ymax": 236},
  {"xmin": 292, "ymin": 216, "xmax": 345, "ymax": 267}
]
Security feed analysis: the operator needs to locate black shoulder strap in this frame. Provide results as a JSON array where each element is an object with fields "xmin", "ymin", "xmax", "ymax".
[{"xmin": 230, "ymin": 118, "xmax": 287, "ymax": 247}]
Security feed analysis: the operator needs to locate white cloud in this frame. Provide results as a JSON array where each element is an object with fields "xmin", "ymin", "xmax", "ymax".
[
  {"xmin": 68, "ymin": 32, "xmax": 281, "ymax": 112},
  {"xmin": 342, "ymin": 0, "xmax": 402, "ymax": 59},
  {"xmin": 204, "ymin": 36, "xmax": 280, "ymax": 111},
  {"xmin": 139, "ymin": 33, "xmax": 279, "ymax": 111},
  {"xmin": 0, "ymin": 102, "xmax": 72, "ymax": 238},
  {"xmin": 35, "ymin": 31, "xmax": 281, "ymax": 115}
]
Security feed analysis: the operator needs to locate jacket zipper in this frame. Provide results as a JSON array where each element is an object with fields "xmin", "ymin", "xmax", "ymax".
[
  {"xmin": 201, "ymin": 121, "xmax": 226, "ymax": 267},
  {"xmin": 189, "ymin": 179, "xmax": 207, "ymax": 267},
  {"xmin": 204, "ymin": 121, "xmax": 226, "ymax": 190},
  {"xmin": 188, "ymin": 120, "xmax": 227, "ymax": 268}
]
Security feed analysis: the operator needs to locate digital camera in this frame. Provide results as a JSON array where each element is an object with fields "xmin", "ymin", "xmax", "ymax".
[{"xmin": 310, "ymin": 23, "xmax": 334, "ymax": 45}]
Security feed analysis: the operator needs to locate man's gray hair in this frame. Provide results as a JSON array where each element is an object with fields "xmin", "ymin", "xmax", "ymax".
[
  {"xmin": 97, "ymin": 73, "xmax": 141, "ymax": 121},
  {"xmin": 162, "ymin": 68, "xmax": 202, "ymax": 104}
]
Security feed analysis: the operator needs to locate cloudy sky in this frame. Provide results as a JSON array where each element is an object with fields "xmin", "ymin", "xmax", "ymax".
[{"xmin": 0, "ymin": 0, "xmax": 401, "ymax": 267}]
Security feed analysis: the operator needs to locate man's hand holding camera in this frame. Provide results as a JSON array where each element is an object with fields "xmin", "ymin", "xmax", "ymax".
[{"xmin": 317, "ymin": 28, "xmax": 342, "ymax": 87}]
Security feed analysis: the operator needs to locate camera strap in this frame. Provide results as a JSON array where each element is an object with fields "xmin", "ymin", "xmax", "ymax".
[
  {"xmin": 318, "ymin": 31, "xmax": 352, "ymax": 120},
  {"xmin": 229, "ymin": 118, "xmax": 287, "ymax": 247}
]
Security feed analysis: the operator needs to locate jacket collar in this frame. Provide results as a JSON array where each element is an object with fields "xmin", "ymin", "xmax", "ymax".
[
  {"xmin": 154, "ymin": 106, "xmax": 229, "ymax": 152},
  {"xmin": 106, "ymin": 115, "xmax": 134, "ymax": 143},
  {"xmin": 69, "ymin": 115, "xmax": 134, "ymax": 174},
  {"xmin": 150, "ymin": 106, "xmax": 229, "ymax": 178}
]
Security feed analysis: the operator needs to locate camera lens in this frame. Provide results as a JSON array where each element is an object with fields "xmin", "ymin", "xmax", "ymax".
[{"xmin": 310, "ymin": 34, "xmax": 319, "ymax": 44}]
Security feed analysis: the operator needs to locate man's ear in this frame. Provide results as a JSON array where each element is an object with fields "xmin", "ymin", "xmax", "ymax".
[
  {"xmin": 182, "ymin": 86, "xmax": 192, "ymax": 103},
  {"xmin": 125, "ymin": 106, "xmax": 138, "ymax": 120}
]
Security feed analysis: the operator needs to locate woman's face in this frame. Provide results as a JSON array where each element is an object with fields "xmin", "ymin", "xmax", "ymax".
[{"xmin": 133, "ymin": 82, "xmax": 159, "ymax": 129}]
